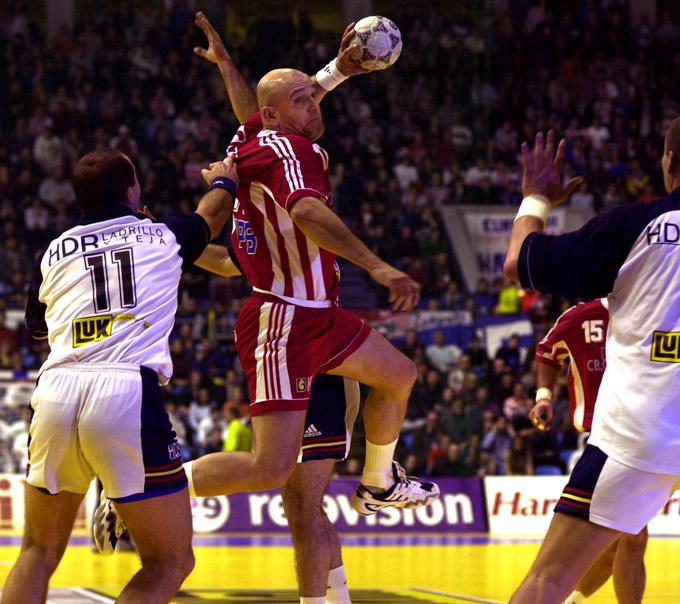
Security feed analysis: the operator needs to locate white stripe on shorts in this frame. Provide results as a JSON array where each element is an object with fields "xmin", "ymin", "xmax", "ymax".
[{"xmin": 255, "ymin": 302, "xmax": 273, "ymax": 401}]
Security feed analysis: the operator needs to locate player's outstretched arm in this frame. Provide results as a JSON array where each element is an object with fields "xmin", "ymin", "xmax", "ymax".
[
  {"xmin": 290, "ymin": 196, "xmax": 420, "ymax": 311},
  {"xmin": 529, "ymin": 361, "xmax": 561, "ymax": 430},
  {"xmin": 194, "ymin": 11, "xmax": 258, "ymax": 123},
  {"xmin": 194, "ymin": 244, "xmax": 242, "ymax": 277},
  {"xmin": 196, "ymin": 156, "xmax": 239, "ymax": 239},
  {"xmin": 504, "ymin": 131, "xmax": 583, "ymax": 281},
  {"xmin": 312, "ymin": 22, "xmax": 370, "ymax": 103}
]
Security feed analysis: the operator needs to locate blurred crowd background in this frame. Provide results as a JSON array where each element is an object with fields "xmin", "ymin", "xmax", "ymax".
[{"xmin": 0, "ymin": 0, "xmax": 678, "ymax": 478}]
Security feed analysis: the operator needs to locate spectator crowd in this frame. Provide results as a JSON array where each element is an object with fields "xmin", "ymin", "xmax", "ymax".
[{"xmin": 0, "ymin": 1, "xmax": 678, "ymax": 476}]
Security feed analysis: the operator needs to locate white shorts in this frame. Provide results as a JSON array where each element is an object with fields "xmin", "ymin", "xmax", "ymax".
[
  {"xmin": 27, "ymin": 363, "xmax": 186, "ymax": 501},
  {"xmin": 555, "ymin": 444, "xmax": 680, "ymax": 534}
]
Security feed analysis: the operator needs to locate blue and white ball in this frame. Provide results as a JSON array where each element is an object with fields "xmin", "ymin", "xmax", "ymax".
[{"xmin": 353, "ymin": 16, "xmax": 403, "ymax": 71}]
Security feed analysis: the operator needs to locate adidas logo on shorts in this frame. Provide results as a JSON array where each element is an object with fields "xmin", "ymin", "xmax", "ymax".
[{"xmin": 304, "ymin": 424, "xmax": 322, "ymax": 438}]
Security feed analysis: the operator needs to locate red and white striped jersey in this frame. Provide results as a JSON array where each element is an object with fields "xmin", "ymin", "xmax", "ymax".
[
  {"xmin": 535, "ymin": 299, "xmax": 609, "ymax": 432},
  {"xmin": 227, "ymin": 113, "xmax": 339, "ymax": 306}
]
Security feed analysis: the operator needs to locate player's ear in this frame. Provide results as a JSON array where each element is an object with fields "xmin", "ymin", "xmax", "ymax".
[
  {"xmin": 261, "ymin": 106, "xmax": 277, "ymax": 125},
  {"xmin": 669, "ymin": 150, "xmax": 678, "ymax": 174}
]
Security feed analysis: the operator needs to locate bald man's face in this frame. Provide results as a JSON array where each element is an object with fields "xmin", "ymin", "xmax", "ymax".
[{"xmin": 263, "ymin": 75, "xmax": 324, "ymax": 141}]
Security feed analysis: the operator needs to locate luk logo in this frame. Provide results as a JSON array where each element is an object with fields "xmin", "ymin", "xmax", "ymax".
[
  {"xmin": 72, "ymin": 315, "xmax": 112, "ymax": 347},
  {"xmin": 296, "ymin": 377, "xmax": 310, "ymax": 393},
  {"xmin": 651, "ymin": 330, "xmax": 680, "ymax": 363}
]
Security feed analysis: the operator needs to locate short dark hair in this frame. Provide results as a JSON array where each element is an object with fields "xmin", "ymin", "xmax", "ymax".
[
  {"xmin": 73, "ymin": 148, "xmax": 136, "ymax": 213},
  {"xmin": 665, "ymin": 117, "xmax": 680, "ymax": 158}
]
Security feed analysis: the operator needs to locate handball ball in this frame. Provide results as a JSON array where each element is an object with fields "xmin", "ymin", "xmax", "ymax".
[{"xmin": 352, "ymin": 16, "xmax": 402, "ymax": 70}]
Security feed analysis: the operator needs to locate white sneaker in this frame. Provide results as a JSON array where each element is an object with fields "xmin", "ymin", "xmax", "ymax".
[
  {"xmin": 351, "ymin": 461, "xmax": 440, "ymax": 516},
  {"xmin": 91, "ymin": 490, "xmax": 128, "ymax": 555}
]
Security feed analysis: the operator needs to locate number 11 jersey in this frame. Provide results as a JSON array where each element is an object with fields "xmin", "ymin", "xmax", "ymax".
[{"xmin": 26, "ymin": 206, "xmax": 210, "ymax": 384}]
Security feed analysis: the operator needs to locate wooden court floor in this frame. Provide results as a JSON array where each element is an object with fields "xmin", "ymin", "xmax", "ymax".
[{"xmin": 0, "ymin": 533, "xmax": 679, "ymax": 602}]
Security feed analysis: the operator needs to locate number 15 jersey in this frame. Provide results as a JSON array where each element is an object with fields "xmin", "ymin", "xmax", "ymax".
[
  {"xmin": 26, "ymin": 206, "xmax": 210, "ymax": 384},
  {"xmin": 535, "ymin": 299, "xmax": 609, "ymax": 432}
]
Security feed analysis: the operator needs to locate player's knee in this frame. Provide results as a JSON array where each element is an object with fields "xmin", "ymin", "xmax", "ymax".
[
  {"xmin": 379, "ymin": 354, "xmax": 417, "ymax": 397},
  {"xmin": 142, "ymin": 546, "xmax": 195, "ymax": 583},
  {"xmin": 622, "ymin": 529, "xmax": 648, "ymax": 557},
  {"xmin": 281, "ymin": 485, "xmax": 323, "ymax": 529},
  {"xmin": 21, "ymin": 538, "xmax": 63, "ymax": 575},
  {"xmin": 257, "ymin": 458, "xmax": 296, "ymax": 490}
]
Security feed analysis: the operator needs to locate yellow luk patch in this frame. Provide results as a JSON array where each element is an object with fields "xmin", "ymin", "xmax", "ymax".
[
  {"xmin": 651, "ymin": 330, "xmax": 680, "ymax": 363},
  {"xmin": 72, "ymin": 315, "xmax": 112, "ymax": 347}
]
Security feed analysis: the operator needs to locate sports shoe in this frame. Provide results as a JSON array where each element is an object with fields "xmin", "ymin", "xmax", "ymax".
[
  {"xmin": 351, "ymin": 461, "xmax": 440, "ymax": 516},
  {"xmin": 91, "ymin": 490, "xmax": 128, "ymax": 555}
]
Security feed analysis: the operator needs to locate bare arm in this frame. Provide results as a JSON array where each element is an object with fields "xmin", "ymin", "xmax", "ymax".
[
  {"xmin": 528, "ymin": 361, "xmax": 562, "ymax": 430},
  {"xmin": 503, "ymin": 131, "xmax": 583, "ymax": 281},
  {"xmin": 194, "ymin": 11, "xmax": 258, "ymax": 122},
  {"xmin": 196, "ymin": 157, "xmax": 239, "ymax": 239},
  {"xmin": 194, "ymin": 244, "xmax": 242, "ymax": 277},
  {"xmin": 290, "ymin": 196, "xmax": 420, "ymax": 311}
]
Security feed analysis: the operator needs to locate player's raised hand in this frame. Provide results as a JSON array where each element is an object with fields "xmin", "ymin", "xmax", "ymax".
[
  {"xmin": 336, "ymin": 22, "xmax": 371, "ymax": 76},
  {"xmin": 520, "ymin": 130, "xmax": 583, "ymax": 206},
  {"xmin": 369, "ymin": 263, "xmax": 421, "ymax": 312},
  {"xmin": 529, "ymin": 400, "xmax": 553, "ymax": 431},
  {"xmin": 194, "ymin": 11, "xmax": 230, "ymax": 64},
  {"xmin": 201, "ymin": 155, "xmax": 239, "ymax": 187}
]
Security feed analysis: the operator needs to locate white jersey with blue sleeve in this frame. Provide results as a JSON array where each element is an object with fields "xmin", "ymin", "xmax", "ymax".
[
  {"xmin": 26, "ymin": 206, "xmax": 210, "ymax": 385},
  {"xmin": 518, "ymin": 188, "xmax": 680, "ymax": 474}
]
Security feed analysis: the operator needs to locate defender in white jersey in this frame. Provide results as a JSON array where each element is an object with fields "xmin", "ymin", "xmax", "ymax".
[
  {"xmin": 504, "ymin": 125, "xmax": 680, "ymax": 603},
  {"xmin": 2, "ymin": 148, "xmax": 237, "ymax": 603}
]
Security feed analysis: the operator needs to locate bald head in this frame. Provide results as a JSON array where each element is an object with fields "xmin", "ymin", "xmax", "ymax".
[
  {"xmin": 256, "ymin": 68, "xmax": 324, "ymax": 141},
  {"xmin": 256, "ymin": 68, "xmax": 311, "ymax": 108}
]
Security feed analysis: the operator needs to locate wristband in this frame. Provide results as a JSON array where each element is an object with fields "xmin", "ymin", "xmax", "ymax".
[
  {"xmin": 514, "ymin": 194, "xmax": 551, "ymax": 223},
  {"xmin": 209, "ymin": 176, "xmax": 237, "ymax": 198},
  {"xmin": 535, "ymin": 387, "xmax": 553, "ymax": 403},
  {"xmin": 315, "ymin": 59, "xmax": 349, "ymax": 91}
]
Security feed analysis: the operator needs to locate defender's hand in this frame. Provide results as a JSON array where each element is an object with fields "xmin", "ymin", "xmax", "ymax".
[
  {"xmin": 336, "ymin": 22, "xmax": 371, "ymax": 76},
  {"xmin": 201, "ymin": 155, "xmax": 239, "ymax": 187},
  {"xmin": 194, "ymin": 11, "xmax": 230, "ymax": 64},
  {"xmin": 520, "ymin": 130, "xmax": 583, "ymax": 206},
  {"xmin": 369, "ymin": 263, "xmax": 421, "ymax": 312},
  {"xmin": 529, "ymin": 400, "xmax": 553, "ymax": 431}
]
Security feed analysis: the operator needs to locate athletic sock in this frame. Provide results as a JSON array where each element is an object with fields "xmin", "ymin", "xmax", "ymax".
[
  {"xmin": 361, "ymin": 437, "xmax": 398, "ymax": 490},
  {"xmin": 182, "ymin": 461, "xmax": 197, "ymax": 497},
  {"xmin": 564, "ymin": 591, "xmax": 585, "ymax": 604},
  {"xmin": 326, "ymin": 565, "xmax": 351, "ymax": 603},
  {"xmin": 299, "ymin": 597, "xmax": 325, "ymax": 603}
]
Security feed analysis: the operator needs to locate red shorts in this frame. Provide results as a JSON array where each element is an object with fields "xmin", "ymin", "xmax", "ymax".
[{"xmin": 235, "ymin": 294, "xmax": 371, "ymax": 416}]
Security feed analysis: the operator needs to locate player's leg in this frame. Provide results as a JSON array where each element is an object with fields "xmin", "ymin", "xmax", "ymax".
[
  {"xmin": 324, "ymin": 320, "xmax": 438, "ymax": 512},
  {"xmin": 112, "ymin": 488, "xmax": 194, "ymax": 603},
  {"xmin": 282, "ymin": 374, "xmax": 355, "ymax": 603},
  {"xmin": 281, "ymin": 459, "xmax": 336, "ymax": 601},
  {"xmin": 611, "ymin": 526, "xmax": 648, "ymax": 604},
  {"xmin": 511, "ymin": 512, "xmax": 619, "ymax": 603},
  {"xmin": 189, "ymin": 408, "xmax": 307, "ymax": 496},
  {"xmin": 190, "ymin": 299, "xmax": 323, "ymax": 496},
  {"xmin": 327, "ymin": 328, "xmax": 415, "ymax": 450},
  {"xmin": 3, "ymin": 367, "xmax": 92, "ymax": 601},
  {"xmin": 1, "ymin": 485, "xmax": 83, "ymax": 603},
  {"xmin": 568, "ymin": 539, "xmax": 617, "ymax": 602},
  {"xmin": 512, "ymin": 445, "xmax": 675, "ymax": 603},
  {"xmin": 83, "ymin": 365, "xmax": 194, "ymax": 597}
]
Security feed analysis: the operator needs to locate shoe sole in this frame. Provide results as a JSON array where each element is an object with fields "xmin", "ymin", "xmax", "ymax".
[{"xmin": 350, "ymin": 489, "xmax": 440, "ymax": 516}]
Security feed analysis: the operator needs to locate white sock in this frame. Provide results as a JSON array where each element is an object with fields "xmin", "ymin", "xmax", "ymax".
[
  {"xmin": 327, "ymin": 565, "xmax": 351, "ymax": 603},
  {"xmin": 299, "ymin": 597, "xmax": 325, "ymax": 603},
  {"xmin": 361, "ymin": 437, "xmax": 398, "ymax": 489},
  {"xmin": 564, "ymin": 591, "xmax": 585, "ymax": 604},
  {"xmin": 182, "ymin": 461, "xmax": 197, "ymax": 497}
]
